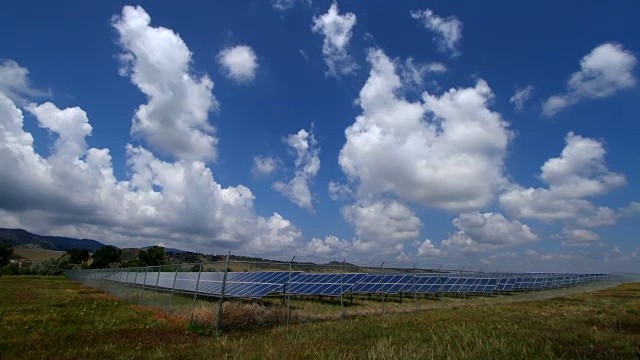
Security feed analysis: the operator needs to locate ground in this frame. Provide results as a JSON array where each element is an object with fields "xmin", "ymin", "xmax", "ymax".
[{"xmin": 0, "ymin": 276, "xmax": 638, "ymax": 359}]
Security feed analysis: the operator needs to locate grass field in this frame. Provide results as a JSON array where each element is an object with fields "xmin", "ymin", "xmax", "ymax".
[
  {"xmin": 12, "ymin": 248, "xmax": 65, "ymax": 261},
  {"xmin": 0, "ymin": 276, "xmax": 638, "ymax": 359}
]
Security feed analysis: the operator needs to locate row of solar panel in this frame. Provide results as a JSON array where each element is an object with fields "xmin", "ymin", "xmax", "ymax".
[{"xmin": 90, "ymin": 271, "xmax": 605, "ymax": 299}]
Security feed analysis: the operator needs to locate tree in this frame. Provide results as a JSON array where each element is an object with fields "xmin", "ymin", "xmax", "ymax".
[
  {"xmin": 138, "ymin": 246, "xmax": 166, "ymax": 266},
  {"xmin": 66, "ymin": 248, "xmax": 90, "ymax": 264},
  {"xmin": 0, "ymin": 242, "xmax": 14, "ymax": 268},
  {"xmin": 91, "ymin": 246, "xmax": 121, "ymax": 268}
]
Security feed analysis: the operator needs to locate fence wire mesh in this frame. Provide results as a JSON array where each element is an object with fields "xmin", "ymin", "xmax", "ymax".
[{"xmin": 65, "ymin": 253, "xmax": 629, "ymax": 334}]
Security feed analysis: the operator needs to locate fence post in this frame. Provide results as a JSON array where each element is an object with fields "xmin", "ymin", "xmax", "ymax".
[
  {"xmin": 340, "ymin": 259, "xmax": 346, "ymax": 318},
  {"xmin": 153, "ymin": 264, "xmax": 161, "ymax": 307},
  {"xmin": 139, "ymin": 265, "xmax": 149, "ymax": 305},
  {"xmin": 287, "ymin": 256, "xmax": 295, "ymax": 326},
  {"xmin": 168, "ymin": 262, "xmax": 180, "ymax": 314},
  {"xmin": 437, "ymin": 265, "xmax": 443, "ymax": 300},
  {"xmin": 379, "ymin": 261, "xmax": 385, "ymax": 313},
  {"xmin": 190, "ymin": 262, "xmax": 203, "ymax": 320},
  {"xmin": 216, "ymin": 250, "xmax": 230, "ymax": 334},
  {"xmin": 412, "ymin": 264, "xmax": 418, "ymax": 311}
]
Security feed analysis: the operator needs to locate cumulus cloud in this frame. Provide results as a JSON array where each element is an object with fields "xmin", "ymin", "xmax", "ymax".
[
  {"xmin": 543, "ymin": 42, "xmax": 637, "ymax": 116},
  {"xmin": 312, "ymin": 2, "xmax": 358, "ymax": 77},
  {"xmin": 217, "ymin": 45, "xmax": 259, "ymax": 83},
  {"xmin": 328, "ymin": 181, "xmax": 353, "ymax": 201},
  {"xmin": 417, "ymin": 239, "xmax": 442, "ymax": 257},
  {"xmin": 306, "ymin": 235, "xmax": 349, "ymax": 257},
  {"xmin": 0, "ymin": 89, "xmax": 303, "ymax": 253},
  {"xmin": 410, "ymin": 9, "xmax": 463, "ymax": 57},
  {"xmin": 442, "ymin": 212, "xmax": 537, "ymax": 254},
  {"xmin": 339, "ymin": 49, "xmax": 512, "ymax": 212},
  {"xmin": 500, "ymin": 132, "xmax": 626, "ymax": 224},
  {"xmin": 112, "ymin": 5, "xmax": 218, "ymax": 162},
  {"xmin": 555, "ymin": 228, "xmax": 602, "ymax": 247},
  {"xmin": 0, "ymin": 60, "xmax": 50, "ymax": 105},
  {"xmin": 273, "ymin": 128, "xmax": 320, "ymax": 211},
  {"xmin": 252, "ymin": 155, "xmax": 279, "ymax": 178},
  {"xmin": 246, "ymin": 213, "xmax": 303, "ymax": 252},
  {"xmin": 342, "ymin": 199, "xmax": 422, "ymax": 251},
  {"xmin": 399, "ymin": 58, "xmax": 447, "ymax": 87},
  {"xmin": 0, "ymin": 7, "xmax": 303, "ymax": 255},
  {"xmin": 510, "ymin": 85, "xmax": 533, "ymax": 111}
]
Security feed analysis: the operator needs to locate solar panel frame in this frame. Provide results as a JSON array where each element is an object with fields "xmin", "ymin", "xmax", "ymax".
[
  {"xmin": 350, "ymin": 274, "xmax": 416, "ymax": 294},
  {"xmin": 287, "ymin": 273, "xmax": 366, "ymax": 296}
]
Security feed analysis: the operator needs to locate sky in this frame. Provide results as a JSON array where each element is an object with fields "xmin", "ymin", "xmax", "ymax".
[{"xmin": 0, "ymin": 0, "xmax": 639, "ymax": 272}]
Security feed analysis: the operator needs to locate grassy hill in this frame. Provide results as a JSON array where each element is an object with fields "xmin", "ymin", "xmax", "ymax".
[
  {"xmin": 12, "ymin": 248, "xmax": 65, "ymax": 262},
  {"xmin": 0, "ymin": 228, "xmax": 106, "ymax": 251}
]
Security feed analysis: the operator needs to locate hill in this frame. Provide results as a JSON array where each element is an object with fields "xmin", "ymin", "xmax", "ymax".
[
  {"xmin": 12, "ymin": 248, "xmax": 66, "ymax": 262},
  {"xmin": 0, "ymin": 228, "xmax": 106, "ymax": 251}
]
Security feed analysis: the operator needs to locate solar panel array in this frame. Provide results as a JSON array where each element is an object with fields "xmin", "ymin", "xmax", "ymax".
[
  {"xmin": 97, "ymin": 270, "xmax": 610, "ymax": 299},
  {"xmin": 287, "ymin": 273, "xmax": 365, "ymax": 296},
  {"xmin": 104, "ymin": 271, "xmax": 298, "ymax": 298}
]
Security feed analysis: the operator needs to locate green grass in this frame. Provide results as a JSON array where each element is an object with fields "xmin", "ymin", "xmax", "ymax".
[{"xmin": 1, "ymin": 276, "xmax": 639, "ymax": 359}]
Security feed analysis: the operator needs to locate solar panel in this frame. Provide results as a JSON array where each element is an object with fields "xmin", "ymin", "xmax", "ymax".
[
  {"xmin": 439, "ymin": 277, "xmax": 464, "ymax": 293},
  {"xmin": 194, "ymin": 271, "xmax": 300, "ymax": 298},
  {"xmin": 107, "ymin": 271, "xmax": 299, "ymax": 299},
  {"xmin": 468, "ymin": 278, "xmax": 497, "ymax": 293},
  {"xmin": 350, "ymin": 274, "xmax": 415, "ymax": 294},
  {"xmin": 403, "ymin": 275, "xmax": 448, "ymax": 294},
  {"xmin": 495, "ymin": 277, "xmax": 515, "ymax": 291},
  {"xmin": 287, "ymin": 273, "xmax": 366, "ymax": 296}
]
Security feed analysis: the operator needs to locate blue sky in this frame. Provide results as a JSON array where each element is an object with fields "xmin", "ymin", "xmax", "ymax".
[{"xmin": 1, "ymin": 0, "xmax": 638, "ymax": 272}]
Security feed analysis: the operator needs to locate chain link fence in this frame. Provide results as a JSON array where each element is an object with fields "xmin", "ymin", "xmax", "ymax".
[{"xmin": 66, "ymin": 252, "xmax": 629, "ymax": 334}]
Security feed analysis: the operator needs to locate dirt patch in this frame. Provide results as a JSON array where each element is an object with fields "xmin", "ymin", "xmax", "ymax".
[
  {"xmin": 129, "ymin": 304, "xmax": 188, "ymax": 326},
  {"xmin": 99, "ymin": 327, "xmax": 201, "ymax": 347}
]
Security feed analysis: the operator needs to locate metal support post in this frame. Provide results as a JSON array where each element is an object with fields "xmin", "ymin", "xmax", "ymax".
[
  {"xmin": 287, "ymin": 256, "xmax": 295, "ymax": 326},
  {"xmin": 340, "ymin": 259, "xmax": 346, "ymax": 318},
  {"xmin": 153, "ymin": 264, "xmax": 161, "ymax": 307},
  {"xmin": 168, "ymin": 262, "xmax": 180, "ymax": 314},
  {"xmin": 216, "ymin": 250, "xmax": 231, "ymax": 334},
  {"xmin": 379, "ymin": 261, "xmax": 385, "ymax": 313},
  {"xmin": 139, "ymin": 265, "xmax": 149, "ymax": 305},
  {"xmin": 191, "ymin": 262, "xmax": 203, "ymax": 319}
]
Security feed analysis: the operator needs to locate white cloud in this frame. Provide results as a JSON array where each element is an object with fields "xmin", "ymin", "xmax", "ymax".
[
  {"xmin": 510, "ymin": 85, "xmax": 533, "ymax": 111},
  {"xmin": 112, "ymin": 5, "xmax": 218, "ymax": 162},
  {"xmin": 555, "ymin": 228, "xmax": 602, "ymax": 247},
  {"xmin": 306, "ymin": 235, "xmax": 349, "ymax": 257},
  {"xmin": 442, "ymin": 212, "xmax": 537, "ymax": 254},
  {"xmin": 217, "ymin": 45, "xmax": 259, "ymax": 83},
  {"xmin": 417, "ymin": 239, "xmax": 442, "ymax": 257},
  {"xmin": 272, "ymin": 0, "xmax": 310, "ymax": 11},
  {"xmin": 25, "ymin": 103, "xmax": 92, "ymax": 161},
  {"xmin": 246, "ymin": 213, "xmax": 303, "ymax": 252},
  {"xmin": 543, "ymin": 42, "xmax": 637, "ymax": 116},
  {"xmin": 0, "ymin": 91, "xmax": 302, "ymax": 253},
  {"xmin": 500, "ymin": 132, "xmax": 625, "ymax": 224},
  {"xmin": 0, "ymin": 8, "xmax": 304, "ymax": 255},
  {"xmin": 339, "ymin": 49, "xmax": 512, "ymax": 212},
  {"xmin": 311, "ymin": 2, "xmax": 358, "ymax": 77},
  {"xmin": 410, "ymin": 9, "xmax": 463, "ymax": 57},
  {"xmin": 400, "ymin": 58, "xmax": 447, "ymax": 87},
  {"xmin": 342, "ymin": 199, "xmax": 422, "ymax": 248},
  {"xmin": 328, "ymin": 181, "xmax": 353, "ymax": 201},
  {"xmin": 0, "ymin": 60, "xmax": 50, "ymax": 105},
  {"xmin": 252, "ymin": 155, "xmax": 278, "ymax": 178},
  {"xmin": 273, "ymin": 128, "xmax": 320, "ymax": 211}
]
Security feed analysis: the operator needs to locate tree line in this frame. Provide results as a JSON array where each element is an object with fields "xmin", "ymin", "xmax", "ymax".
[{"xmin": 0, "ymin": 242, "xmax": 169, "ymax": 276}]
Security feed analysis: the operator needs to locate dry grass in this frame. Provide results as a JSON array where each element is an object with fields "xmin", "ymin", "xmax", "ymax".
[
  {"xmin": 190, "ymin": 300, "xmax": 292, "ymax": 332},
  {"xmin": 13, "ymin": 248, "xmax": 65, "ymax": 261},
  {"xmin": 2, "ymin": 276, "xmax": 638, "ymax": 359}
]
